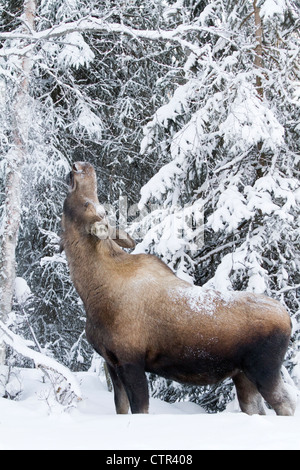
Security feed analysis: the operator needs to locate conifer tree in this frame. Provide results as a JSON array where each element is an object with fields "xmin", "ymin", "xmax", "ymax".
[
  {"xmin": 0, "ymin": 0, "xmax": 299, "ymax": 411},
  {"xmin": 137, "ymin": 0, "xmax": 300, "ymax": 409}
]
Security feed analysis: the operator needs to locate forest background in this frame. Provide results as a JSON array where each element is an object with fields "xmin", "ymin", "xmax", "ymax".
[{"xmin": 0, "ymin": 0, "xmax": 299, "ymax": 412}]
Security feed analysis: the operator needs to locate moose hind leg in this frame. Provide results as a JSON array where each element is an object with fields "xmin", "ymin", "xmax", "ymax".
[
  {"xmin": 242, "ymin": 331, "xmax": 296, "ymax": 416},
  {"xmin": 233, "ymin": 371, "xmax": 266, "ymax": 415},
  {"xmin": 258, "ymin": 375, "xmax": 296, "ymax": 416}
]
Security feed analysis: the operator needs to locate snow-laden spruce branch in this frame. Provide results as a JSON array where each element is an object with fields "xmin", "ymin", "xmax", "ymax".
[
  {"xmin": 0, "ymin": 16, "xmax": 239, "ymax": 57},
  {"xmin": 0, "ymin": 320, "xmax": 81, "ymax": 400}
]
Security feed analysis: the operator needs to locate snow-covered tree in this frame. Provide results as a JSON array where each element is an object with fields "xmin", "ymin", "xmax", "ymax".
[
  {"xmin": 0, "ymin": 0, "xmax": 37, "ymax": 365},
  {"xmin": 137, "ymin": 0, "xmax": 300, "ymax": 409},
  {"xmin": 0, "ymin": 0, "xmax": 299, "ymax": 412},
  {"xmin": 0, "ymin": 0, "xmax": 183, "ymax": 370}
]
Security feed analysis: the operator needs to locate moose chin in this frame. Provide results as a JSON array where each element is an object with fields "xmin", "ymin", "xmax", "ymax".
[{"xmin": 60, "ymin": 161, "xmax": 296, "ymax": 416}]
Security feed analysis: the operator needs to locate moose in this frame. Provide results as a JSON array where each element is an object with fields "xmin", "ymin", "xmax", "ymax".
[{"xmin": 61, "ymin": 161, "xmax": 296, "ymax": 416}]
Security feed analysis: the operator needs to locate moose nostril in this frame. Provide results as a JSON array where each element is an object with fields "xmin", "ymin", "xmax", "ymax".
[{"xmin": 73, "ymin": 163, "xmax": 79, "ymax": 171}]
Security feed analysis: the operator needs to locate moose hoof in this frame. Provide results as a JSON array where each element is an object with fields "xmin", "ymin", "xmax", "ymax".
[{"xmin": 90, "ymin": 222, "xmax": 109, "ymax": 239}]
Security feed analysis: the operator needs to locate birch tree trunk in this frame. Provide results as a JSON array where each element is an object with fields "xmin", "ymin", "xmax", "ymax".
[{"xmin": 0, "ymin": 0, "xmax": 36, "ymax": 365}]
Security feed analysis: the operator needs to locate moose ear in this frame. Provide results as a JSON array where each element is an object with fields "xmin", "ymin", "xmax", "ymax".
[{"xmin": 111, "ymin": 227, "xmax": 136, "ymax": 249}]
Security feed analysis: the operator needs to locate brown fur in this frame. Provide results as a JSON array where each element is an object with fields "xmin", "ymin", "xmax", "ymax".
[{"xmin": 61, "ymin": 162, "xmax": 296, "ymax": 416}]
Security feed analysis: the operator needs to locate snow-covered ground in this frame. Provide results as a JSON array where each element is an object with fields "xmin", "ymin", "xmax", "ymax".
[{"xmin": 0, "ymin": 368, "xmax": 300, "ymax": 450}]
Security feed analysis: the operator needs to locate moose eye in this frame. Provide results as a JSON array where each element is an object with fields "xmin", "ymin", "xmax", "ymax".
[{"xmin": 97, "ymin": 206, "xmax": 106, "ymax": 218}]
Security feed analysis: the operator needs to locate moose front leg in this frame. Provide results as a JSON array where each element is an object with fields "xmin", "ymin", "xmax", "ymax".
[
  {"xmin": 116, "ymin": 363, "xmax": 149, "ymax": 414},
  {"xmin": 106, "ymin": 363, "xmax": 130, "ymax": 414}
]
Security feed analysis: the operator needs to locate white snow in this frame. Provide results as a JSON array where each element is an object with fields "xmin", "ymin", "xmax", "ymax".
[
  {"xmin": 170, "ymin": 285, "xmax": 233, "ymax": 316},
  {"xmin": 58, "ymin": 32, "xmax": 95, "ymax": 69},
  {"xmin": 219, "ymin": 81, "xmax": 285, "ymax": 153},
  {"xmin": 0, "ymin": 368, "xmax": 299, "ymax": 450},
  {"xmin": 71, "ymin": 101, "xmax": 103, "ymax": 140},
  {"xmin": 0, "ymin": 321, "xmax": 82, "ymax": 401},
  {"xmin": 14, "ymin": 277, "xmax": 32, "ymax": 305},
  {"xmin": 260, "ymin": 0, "xmax": 287, "ymax": 20}
]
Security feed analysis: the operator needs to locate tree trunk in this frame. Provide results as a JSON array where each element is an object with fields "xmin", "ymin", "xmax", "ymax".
[
  {"xmin": 0, "ymin": 0, "xmax": 36, "ymax": 365},
  {"xmin": 253, "ymin": 0, "xmax": 268, "ymax": 177},
  {"xmin": 253, "ymin": 0, "xmax": 264, "ymax": 99}
]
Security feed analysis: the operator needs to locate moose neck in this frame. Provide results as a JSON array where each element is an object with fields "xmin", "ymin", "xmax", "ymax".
[
  {"xmin": 65, "ymin": 227, "xmax": 127, "ymax": 311},
  {"xmin": 76, "ymin": 187, "xmax": 98, "ymax": 203},
  {"xmin": 97, "ymin": 238, "xmax": 127, "ymax": 259}
]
